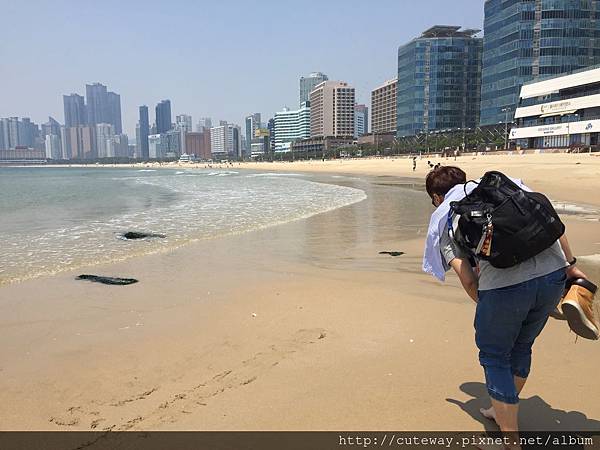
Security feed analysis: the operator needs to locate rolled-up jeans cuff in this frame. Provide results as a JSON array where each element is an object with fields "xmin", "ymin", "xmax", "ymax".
[
  {"xmin": 487, "ymin": 387, "xmax": 519, "ymax": 405},
  {"xmin": 511, "ymin": 367, "xmax": 529, "ymax": 379}
]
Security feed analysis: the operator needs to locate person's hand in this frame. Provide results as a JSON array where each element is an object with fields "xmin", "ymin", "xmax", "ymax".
[{"xmin": 566, "ymin": 264, "xmax": 587, "ymax": 280}]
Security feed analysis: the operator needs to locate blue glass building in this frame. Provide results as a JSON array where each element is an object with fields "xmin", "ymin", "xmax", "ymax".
[
  {"xmin": 397, "ymin": 26, "xmax": 483, "ymax": 137},
  {"xmin": 480, "ymin": 0, "xmax": 600, "ymax": 126}
]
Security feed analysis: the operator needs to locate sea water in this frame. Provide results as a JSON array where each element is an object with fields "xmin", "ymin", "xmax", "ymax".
[{"xmin": 0, "ymin": 167, "xmax": 366, "ymax": 284}]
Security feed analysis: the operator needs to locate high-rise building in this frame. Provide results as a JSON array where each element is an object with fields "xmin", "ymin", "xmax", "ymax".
[
  {"xmin": 0, "ymin": 117, "xmax": 40, "ymax": 149},
  {"xmin": 83, "ymin": 83, "xmax": 122, "ymax": 133},
  {"xmin": 300, "ymin": 72, "xmax": 328, "ymax": 105},
  {"xmin": 397, "ymin": 26, "xmax": 482, "ymax": 136},
  {"xmin": 210, "ymin": 123, "xmax": 241, "ymax": 158},
  {"xmin": 273, "ymin": 102, "xmax": 311, "ymax": 152},
  {"xmin": 176, "ymin": 114, "xmax": 192, "ymax": 132},
  {"xmin": 6, "ymin": 117, "xmax": 19, "ymax": 148},
  {"xmin": 112, "ymin": 134, "xmax": 129, "ymax": 158},
  {"xmin": 96, "ymin": 123, "xmax": 115, "ymax": 158},
  {"xmin": 0, "ymin": 119, "xmax": 6, "ymax": 150},
  {"xmin": 60, "ymin": 126, "xmax": 69, "ymax": 159},
  {"xmin": 196, "ymin": 117, "xmax": 212, "ymax": 132},
  {"xmin": 371, "ymin": 78, "xmax": 397, "ymax": 134},
  {"xmin": 245, "ymin": 113, "xmax": 261, "ymax": 156},
  {"xmin": 86, "ymin": 83, "xmax": 107, "ymax": 126},
  {"xmin": 155, "ymin": 100, "xmax": 172, "ymax": 134},
  {"xmin": 210, "ymin": 124, "xmax": 226, "ymax": 157},
  {"xmin": 66, "ymin": 125, "xmax": 96, "ymax": 160},
  {"xmin": 148, "ymin": 134, "xmax": 163, "ymax": 159},
  {"xmin": 186, "ymin": 130, "xmax": 211, "ymax": 159},
  {"xmin": 45, "ymin": 134, "xmax": 62, "ymax": 159},
  {"xmin": 267, "ymin": 118, "xmax": 276, "ymax": 154},
  {"xmin": 107, "ymin": 92, "xmax": 122, "ymax": 134},
  {"xmin": 41, "ymin": 117, "xmax": 61, "ymax": 139},
  {"xmin": 165, "ymin": 129, "xmax": 182, "ymax": 156},
  {"xmin": 480, "ymin": 0, "xmax": 600, "ymax": 126},
  {"xmin": 354, "ymin": 104, "xmax": 368, "ymax": 137},
  {"xmin": 175, "ymin": 114, "xmax": 192, "ymax": 154},
  {"xmin": 138, "ymin": 105, "xmax": 150, "ymax": 159},
  {"xmin": 309, "ymin": 81, "xmax": 355, "ymax": 137},
  {"xmin": 63, "ymin": 94, "xmax": 86, "ymax": 127},
  {"xmin": 41, "ymin": 117, "xmax": 62, "ymax": 155},
  {"xmin": 18, "ymin": 118, "xmax": 39, "ymax": 148}
]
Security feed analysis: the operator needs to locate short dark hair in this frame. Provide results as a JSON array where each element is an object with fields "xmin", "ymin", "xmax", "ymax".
[{"xmin": 425, "ymin": 166, "xmax": 466, "ymax": 198}]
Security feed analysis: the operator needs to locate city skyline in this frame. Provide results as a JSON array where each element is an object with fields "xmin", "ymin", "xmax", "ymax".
[{"xmin": 0, "ymin": 0, "xmax": 484, "ymax": 136}]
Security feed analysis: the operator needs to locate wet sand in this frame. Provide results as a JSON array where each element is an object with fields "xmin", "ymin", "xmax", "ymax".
[{"xmin": 0, "ymin": 160, "xmax": 599, "ymax": 433}]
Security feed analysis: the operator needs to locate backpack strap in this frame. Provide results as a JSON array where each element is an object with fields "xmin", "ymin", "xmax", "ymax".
[{"xmin": 463, "ymin": 179, "xmax": 479, "ymax": 198}]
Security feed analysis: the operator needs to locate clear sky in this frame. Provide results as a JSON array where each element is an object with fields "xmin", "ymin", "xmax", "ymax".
[{"xmin": 0, "ymin": 0, "xmax": 484, "ymax": 136}]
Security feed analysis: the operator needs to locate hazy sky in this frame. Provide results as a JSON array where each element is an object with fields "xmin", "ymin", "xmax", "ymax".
[{"xmin": 0, "ymin": 0, "xmax": 484, "ymax": 136}]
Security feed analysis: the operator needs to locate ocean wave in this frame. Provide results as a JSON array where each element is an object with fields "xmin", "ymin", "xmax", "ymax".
[
  {"xmin": 244, "ymin": 173, "xmax": 303, "ymax": 178},
  {"xmin": 0, "ymin": 173, "xmax": 366, "ymax": 285}
]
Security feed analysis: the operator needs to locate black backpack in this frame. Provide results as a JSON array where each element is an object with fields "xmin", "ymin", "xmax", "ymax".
[{"xmin": 449, "ymin": 171, "xmax": 565, "ymax": 268}]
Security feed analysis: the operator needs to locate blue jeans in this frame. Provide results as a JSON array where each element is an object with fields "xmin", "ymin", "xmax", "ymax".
[{"xmin": 475, "ymin": 268, "xmax": 566, "ymax": 404}]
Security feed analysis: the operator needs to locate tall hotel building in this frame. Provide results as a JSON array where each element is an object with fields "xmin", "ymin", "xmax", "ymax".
[
  {"xmin": 397, "ymin": 26, "xmax": 482, "ymax": 137},
  {"xmin": 371, "ymin": 78, "xmax": 397, "ymax": 134},
  {"xmin": 480, "ymin": 0, "xmax": 600, "ymax": 125},
  {"xmin": 309, "ymin": 81, "xmax": 355, "ymax": 137},
  {"xmin": 273, "ymin": 102, "xmax": 311, "ymax": 152}
]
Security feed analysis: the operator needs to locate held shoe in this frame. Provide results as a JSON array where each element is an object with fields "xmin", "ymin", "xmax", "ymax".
[
  {"xmin": 549, "ymin": 283, "xmax": 571, "ymax": 321},
  {"xmin": 561, "ymin": 278, "xmax": 599, "ymax": 340}
]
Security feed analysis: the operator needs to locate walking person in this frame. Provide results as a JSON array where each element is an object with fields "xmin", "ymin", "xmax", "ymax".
[{"xmin": 422, "ymin": 166, "xmax": 588, "ymax": 449}]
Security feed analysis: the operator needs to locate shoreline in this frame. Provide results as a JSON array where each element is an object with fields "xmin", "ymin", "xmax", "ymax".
[
  {"xmin": 0, "ymin": 170, "xmax": 368, "ymax": 287},
  {"xmin": 1, "ymin": 160, "xmax": 599, "ymax": 432},
  {"xmin": 10, "ymin": 151, "xmax": 600, "ymax": 207}
]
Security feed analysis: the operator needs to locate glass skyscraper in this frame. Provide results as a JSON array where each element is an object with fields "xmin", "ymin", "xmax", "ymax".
[
  {"xmin": 397, "ymin": 26, "xmax": 482, "ymax": 137},
  {"xmin": 155, "ymin": 100, "xmax": 172, "ymax": 134},
  {"xmin": 480, "ymin": 0, "xmax": 600, "ymax": 126},
  {"xmin": 299, "ymin": 72, "xmax": 328, "ymax": 105}
]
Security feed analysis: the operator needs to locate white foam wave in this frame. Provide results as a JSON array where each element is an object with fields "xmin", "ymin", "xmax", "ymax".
[{"xmin": 0, "ymin": 173, "xmax": 366, "ymax": 285}]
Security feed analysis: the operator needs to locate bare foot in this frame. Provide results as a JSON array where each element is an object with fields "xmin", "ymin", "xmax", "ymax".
[{"xmin": 480, "ymin": 406, "xmax": 497, "ymax": 422}]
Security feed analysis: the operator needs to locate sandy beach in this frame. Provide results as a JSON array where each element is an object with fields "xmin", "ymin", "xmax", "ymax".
[{"xmin": 1, "ymin": 153, "xmax": 599, "ymax": 435}]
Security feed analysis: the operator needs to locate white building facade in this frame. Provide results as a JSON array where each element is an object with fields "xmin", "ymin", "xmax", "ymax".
[
  {"xmin": 510, "ymin": 66, "xmax": 600, "ymax": 149},
  {"xmin": 273, "ymin": 102, "xmax": 311, "ymax": 152},
  {"xmin": 45, "ymin": 134, "xmax": 62, "ymax": 159},
  {"xmin": 210, "ymin": 123, "xmax": 241, "ymax": 158},
  {"xmin": 96, "ymin": 123, "xmax": 115, "ymax": 158},
  {"xmin": 148, "ymin": 134, "xmax": 163, "ymax": 159}
]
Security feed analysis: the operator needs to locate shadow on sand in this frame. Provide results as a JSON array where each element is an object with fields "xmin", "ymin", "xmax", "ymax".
[{"xmin": 447, "ymin": 382, "xmax": 600, "ymax": 448}]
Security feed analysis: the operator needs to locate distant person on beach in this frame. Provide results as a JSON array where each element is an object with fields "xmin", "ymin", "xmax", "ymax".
[
  {"xmin": 422, "ymin": 166, "xmax": 587, "ymax": 449},
  {"xmin": 412, "ymin": 157, "xmax": 417, "ymax": 171}
]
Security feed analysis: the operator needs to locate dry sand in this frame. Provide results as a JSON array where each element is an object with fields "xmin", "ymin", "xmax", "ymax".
[{"xmin": 0, "ymin": 153, "xmax": 599, "ymax": 435}]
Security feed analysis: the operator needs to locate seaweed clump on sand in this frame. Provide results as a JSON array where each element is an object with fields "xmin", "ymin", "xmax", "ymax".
[
  {"xmin": 76, "ymin": 275, "xmax": 138, "ymax": 285},
  {"xmin": 119, "ymin": 231, "xmax": 166, "ymax": 240},
  {"xmin": 379, "ymin": 251, "xmax": 405, "ymax": 257}
]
